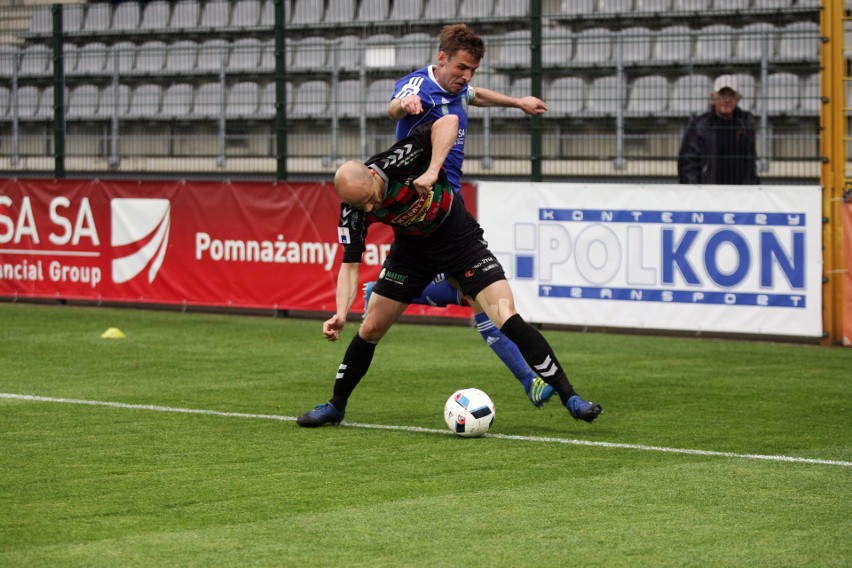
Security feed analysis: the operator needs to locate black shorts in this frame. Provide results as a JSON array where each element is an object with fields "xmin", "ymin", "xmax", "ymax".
[{"xmin": 372, "ymin": 208, "xmax": 506, "ymax": 304}]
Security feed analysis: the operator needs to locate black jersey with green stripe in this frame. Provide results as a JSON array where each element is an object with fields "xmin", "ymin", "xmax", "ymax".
[{"xmin": 338, "ymin": 121, "xmax": 458, "ymax": 263}]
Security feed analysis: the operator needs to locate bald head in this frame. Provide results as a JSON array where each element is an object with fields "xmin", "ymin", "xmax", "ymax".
[{"xmin": 334, "ymin": 160, "xmax": 382, "ymax": 211}]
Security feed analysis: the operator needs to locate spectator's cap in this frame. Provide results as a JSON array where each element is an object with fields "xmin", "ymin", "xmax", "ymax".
[{"xmin": 713, "ymin": 74, "xmax": 739, "ymax": 94}]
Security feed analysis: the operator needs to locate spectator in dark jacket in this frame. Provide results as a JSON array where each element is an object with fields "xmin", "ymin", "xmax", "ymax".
[{"xmin": 677, "ymin": 74, "xmax": 760, "ymax": 185}]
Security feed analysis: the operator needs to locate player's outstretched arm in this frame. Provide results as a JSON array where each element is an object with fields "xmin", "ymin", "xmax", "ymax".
[
  {"xmin": 388, "ymin": 94, "xmax": 424, "ymax": 121},
  {"xmin": 324, "ymin": 262, "xmax": 361, "ymax": 341},
  {"xmin": 471, "ymin": 86, "xmax": 548, "ymax": 115}
]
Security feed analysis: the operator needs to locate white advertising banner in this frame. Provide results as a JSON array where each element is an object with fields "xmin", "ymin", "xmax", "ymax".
[{"xmin": 478, "ymin": 182, "xmax": 822, "ymax": 337}]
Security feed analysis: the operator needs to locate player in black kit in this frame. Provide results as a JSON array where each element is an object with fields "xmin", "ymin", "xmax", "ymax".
[{"xmin": 297, "ymin": 114, "xmax": 602, "ymax": 427}]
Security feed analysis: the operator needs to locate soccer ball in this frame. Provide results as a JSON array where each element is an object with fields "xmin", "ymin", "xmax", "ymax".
[{"xmin": 443, "ymin": 388, "xmax": 495, "ymax": 438}]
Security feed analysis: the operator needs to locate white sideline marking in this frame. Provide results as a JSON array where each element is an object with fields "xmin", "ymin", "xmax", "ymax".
[{"xmin": 3, "ymin": 393, "xmax": 851, "ymax": 468}]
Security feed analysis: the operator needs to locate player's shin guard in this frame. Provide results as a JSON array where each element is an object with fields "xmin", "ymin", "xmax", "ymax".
[
  {"xmin": 474, "ymin": 311, "xmax": 537, "ymax": 392},
  {"xmin": 499, "ymin": 313, "xmax": 578, "ymax": 406},
  {"xmin": 330, "ymin": 333, "xmax": 376, "ymax": 412}
]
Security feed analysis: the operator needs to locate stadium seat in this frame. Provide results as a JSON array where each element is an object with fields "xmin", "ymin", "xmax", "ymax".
[
  {"xmin": 127, "ymin": 84, "xmax": 163, "ymax": 118},
  {"xmin": 735, "ymin": 22, "xmax": 776, "ymax": 63},
  {"xmin": 36, "ymin": 86, "xmax": 58, "ymax": 120},
  {"xmin": 63, "ymin": 3, "xmax": 86, "ymax": 32},
  {"xmin": 111, "ymin": 42, "xmax": 138, "ymax": 75},
  {"xmin": 324, "ymin": 0, "xmax": 356, "ymax": 23},
  {"xmin": 797, "ymin": 73, "xmax": 819, "ymax": 116},
  {"xmin": 66, "ymin": 84, "xmax": 100, "ymax": 120},
  {"xmin": 169, "ymin": 0, "xmax": 201, "ymax": 30},
  {"xmin": 18, "ymin": 44, "xmax": 51, "ymax": 77},
  {"xmin": 200, "ymin": 0, "xmax": 231, "ymax": 28},
  {"xmin": 559, "ymin": 0, "xmax": 595, "ymax": 16},
  {"xmin": 712, "ymin": 0, "xmax": 752, "ymax": 10},
  {"xmin": 140, "ymin": 1, "xmax": 171, "ymax": 32},
  {"xmin": 191, "ymin": 82, "xmax": 224, "ymax": 118},
  {"xmin": 672, "ymin": 0, "xmax": 710, "ymax": 11},
  {"xmin": 76, "ymin": 43, "xmax": 109, "ymax": 76},
  {"xmin": 291, "ymin": 0, "xmax": 324, "ymax": 24},
  {"xmin": 231, "ymin": 0, "xmax": 262, "ymax": 27},
  {"xmin": 693, "ymin": 24, "xmax": 735, "ymax": 63},
  {"xmin": 135, "ymin": 41, "xmax": 168, "ymax": 75},
  {"xmin": 493, "ymin": 30, "xmax": 531, "ymax": 70},
  {"xmin": 161, "ymin": 83, "xmax": 194, "ymax": 118},
  {"xmin": 547, "ymin": 76, "xmax": 586, "ymax": 117},
  {"xmin": 329, "ymin": 35, "xmax": 362, "ymax": 71},
  {"xmin": 96, "ymin": 84, "xmax": 131, "ymax": 120},
  {"xmin": 0, "ymin": 45, "xmax": 16, "ymax": 78},
  {"xmin": 542, "ymin": 27, "xmax": 573, "ymax": 68},
  {"xmin": 228, "ymin": 38, "xmax": 263, "ymax": 73},
  {"xmin": 291, "ymin": 80, "xmax": 330, "ymax": 118},
  {"xmin": 573, "ymin": 28, "xmax": 613, "ymax": 67},
  {"xmin": 260, "ymin": 0, "xmax": 289, "ymax": 24},
  {"xmin": 625, "ymin": 75, "xmax": 669, "ymax": 117},
  {"xmin": 776, "ymin": 21, "xmax": 819, "ymax": 62},
  {"xmin": 333, "ymin": 79, "xmax": 365, "ymax": 119},
  {"xmin": 0, "ymin": 86, "xmax": 9, "ymax": 121},
  {"xmin": 635, "ymin": 0, "xmax": 672, "ymax": 12},
  {"xmin": 83, "ymin": 3, "xmax": 112, "ymax": 33},
  {"xmin": 196, "ymin": 39, "xmax": 230, "ymax": 73},
  {"xmin": 763, "ymin": 72, "xmax": 799, "ymax": 115},
  {"xmin": 112, "ymin": 2, "xmax": 140, "ymax": 32},
  {"xmin": 28, "ymin": 6, "xmax": 52, "ymax": 35},
  {"xmin": 619, "ymin": 27, "xmax": 653, "ymax": 65},
  {"xmin": 494, "ymin": 0, "xmax": 529, "ymax": 17},
  {"xmin": 583, "ymin": 75, "xmax": 622, "ymax": 117},
  {"xmin": 751, "ymin": 0, "xmax": 791, "ymax": 9},
  {"xmin": 357, "ymin": 0, "xmax": 389, "ymax": 22},
  {"xmin": 651, "ymin": 25, "xmax": 692, "ymax": 63},
  {"xmin": 396, "ymin": 32, "xmax": 433, "ymax": 70},
  {"xmin": 389, "ymin": 0, "xmax": 423, "ymax": 20},
  {"xmin": 257, "ymin": 81, "xmax": 291, "ymax": 118},
  {"xmin": 731, "ymin": 72, "xmax": 757, "ymax": 112},
  {"xmin": 16, "ymin": 86, "xmax": 42, "ymax": 120},
  {"xmin": 598, "ymin": 0, "xmax": 633, "ymax": 14},
  {"xmin": 165, "ymin": 40, "xmax": 199, "ymax": 75},
  {"xmin": 259, "ymin": 39, "xmax": 278, "ymax": 72},
  {"xmin": 290, "ymin": 37, "xmax": 328, "ymax": 72},
  {"xmin": 62, "ymin": 44, "xmax": 79, "ymax": 75},
  {"xmin": 226, "ymin": 81, "xmax": 260, "ymax": 119},
  {"xmin": 458, "ymin": 0, "xmax": 494, "ymax": 19},
  {"xmin": 668, "ymin": 74, "xmax": 711, "ymax": 116},
  {"xmin": 423, "ymin": 0, "xmax": 459, "ymax": 20},
  {"xmin": 363, "ymin": 34, "xmax": 396, "ymax": 69},
  {"xmin": 365, "ymin": 78, "xmax": 396, "ymax": 118}
]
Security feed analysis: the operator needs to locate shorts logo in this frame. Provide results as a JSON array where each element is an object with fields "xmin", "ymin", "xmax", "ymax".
[
  {"xmin": 111, "ymin": 198, "xmax": 171, "ymax": 284},
  {"xmin": 379, "ymin": 267, "xmax": 407, "ymax": 285}
]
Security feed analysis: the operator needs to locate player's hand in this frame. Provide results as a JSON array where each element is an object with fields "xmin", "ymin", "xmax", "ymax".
[
  {"xmin": 323, "ymin": 314, "xmax": 345, "ymax": 342},
  {"xmin": 518, "ymin": 96, "xmax": 548, "ymax": 115},
  {"xmin": 398, "ymin": 94, "xmax": 423, "ymax": 115},
  {"xmin": 412, "ymin": 171, "xmax": 438, "ymax": 197}
]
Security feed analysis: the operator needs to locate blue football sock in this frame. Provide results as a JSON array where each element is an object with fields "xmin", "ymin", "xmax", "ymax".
[
  {"xmin": 413, "ymin": 277, "xmax": 461, "ymax": 307},
  {"xmin": 473, "ymin": 311, "xmax": 537, "ymax": 392}
]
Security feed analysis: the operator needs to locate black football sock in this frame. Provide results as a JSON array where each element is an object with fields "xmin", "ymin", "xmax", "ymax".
[
  {"xmin": 500, "ymin": 313, "xmax": 578, "ymax": 406},
  {"xmin": 329, "ymin": 333, "xmax": 377, "ymax": 412}
]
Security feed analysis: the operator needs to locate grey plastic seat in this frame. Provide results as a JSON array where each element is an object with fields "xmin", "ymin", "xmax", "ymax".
[
  {"xmin": 231, "ymin": 0, "xmax": 262, "ymax": 27},
  {"xmin": 423, "ymin": 0, "xmax": 459, "ymax": 20},
  {"xmin": 228, "ymin": 38, "xmax": 263, "ymax": 72},
  {"xmin": 0, "ymin": 86, "xmax": 9, "ymax": 121},
  {"xmin": 112, "ymin": 2, "xmax": 140, "ymax": 31},
  {"xmin": 357, "ymin": 0, "xmax": 389, "ymax": 21},
  {"xmin": 458, "ymin": 0, "xmax": 493, "ymax": 19},
  {"xmin": 165, "ymin": 40, "xmax": 199, "ymax": 75},
  {"xmin": 713, "ymin": 0, "xmax": 751, "ymax": 9},
  {"xmin": 201, "ymin": 0, "xmax": 230, "ymax": 28},
  {"xmin": 673, "ymin": 0, "xmax": 710, "ymax": 11},
  {"xmin": 625, "ymin": 75, "xmax": 669, "ymax": 117},
  {"xmin": 16, "ymin": 86, "xmax": 42, "ymax": 120},
  {"xmin": 28, "ymin": 6, "xmax": 52, "ymax": 35},
  {"xmin": 731, "ymin": 72, "xmax": 756, "ymax": 112},
  {"xmin": 493, "ymin": 29, "xmax": 530, "ymax": 70},
  {"xmin": 751, "ymin": 0, "xmax": 791, "ymax": 8},
  {"xmin": 161, "ymin": 83, "xmax": 194, "ymax": 118},
  {"xmin": 365, "ymin": 79, "xmax": 395, "ymax": 118},
  {"xmin": 693, "ymin": 24, "xmax": 734, "ymax": 63},
  {"xmin": 196, "ymin": 39, "xmax": 230, "ymax": 73},
  {"xmin": 619, "ymin": 27, "xmax": 653, "ymax": 65},
  {"xmin": 63, "ymin": 44, "xmax": 79, "ymax": 75},
  {"xmin": 559, "ymin": 0, "xmax": 595, "ymax": 16},
  {"xmin": 135, "ymin": 41, "xmax": 168, "ymax": 75},
  {"xmin": 291, "ymin": 80, "xmax": 330, "ymax": 119},
  {"xmin": 19, "ymin": 44, "xmax": 51, "ymax": 77},
  {"xmin": 547, "ymin": 77, "xmax": 586, "ymax": 117},
  {"xmin": 573, "ymin": 28, "xmax": 613, "ymax": 67},
  {"xmin": 0, "ymin": 45, "xmax": 16, "ymax": 78},
  {"xmin": 389, "ymin": 0, "xmax": 423, "ymax": 20},
  {"xmin": 763, "ymin": 72, "xmax": 800, "ymax": 115},
  {"xmin": 83, "ymin": 3, "xmax": 112, "ymax": 33},
  {"xmin": 324, "ymin": 0, "xmax": 356, "ymax": 23},
  {"xmin": 96, "ymin": 84, "xmax": 131, "ymax": 119},
  {"xmin": 261, "ymin": 0, "xmax": 290, "ymax": 25},
  {"xmin": 141, "ymin": 1, "xmax": 171, "ymax": 31},
  {"xmin": 169, "ymin": 0, "xmax": 201, "ymax": 30},
  {"xmin": 290, "ymin": 37, "xmax": 328, "ymax": 72},
  {"xmin": 651, "ymin": 25, "xmax": 692, "ymax": 63},
  {"xmin": 735, "ymin": 22, "xmax": 776, "ymax": 62},
  {"xmin": 635, "ymin": 0, "xmax": 671, "ymax": 11},
  {"xmin": 583, "ymin": 76, "xmax": 622, "ymax": 117},
  {"xmin": 127, "ymin": 84, "xmax": 163, "ymax": 118},
  {"xmin": 111, "ymin": 42, "xmax": 138, "ymax": 75},
  {"xmin": 494, "ymin": 0, "xmax": 529, "ymax": 17},
  {"xmin": 333, "ymin": 79, "xmax": 364, "ymax": 119},
  {"xmin": 330, "ymin": 35, "xmax": 362, "ymax": 71},
  {"xmin": 542, "ymin": 28, "xmax": 573, "ymax": 68},
  {"xmin": 259, "ymin": 39, "xmax": 279, "ymax": 72},
  {"xmin": 76, "ymin": 42, "xmax": 109, "ymax": 75},
  {"xmin": 192, "ymin": 82, "xmax": 224, "ymax": 118},
  {"xmin": 226, "ymin": 81, "xmax": 260, "ymax": 118},
  {"xmin": 363, "ymin": 34, "xmax": 396, "ymax": 70},
  {"xmin": 776, "ymin": 21, "xmax": 819, "ymax": 62},
  {"xmin": 797, "ymin": 72, "xmax": 819, "ymax": 116},
  {"xmin": 396, "ymin": 32, "xmax": 432, "ymax": 70},
  {"xmin": 257, "ymin": 81, "xmax": 291, "ymax": 118},
  {"xmin": 598, "ymin": 0, "xmax": 633, "ymax": 14},
  {"xmin": 63, "ymin": 4, "xmax": 85, "ymax": 32},
  {"xmin": 66, "ymin": 84, "xmax": 100, "ymax": 119},
  {"xmin": 292, "ymin": 0, "xmax": 324, "ymax": 24},
  {"xmin": 668, "ymin": 74, "xmax": 711, "ymax": 116},
  {"xmin": 35, "ymin": 86, "xmax": 57, "ymax": 120}
]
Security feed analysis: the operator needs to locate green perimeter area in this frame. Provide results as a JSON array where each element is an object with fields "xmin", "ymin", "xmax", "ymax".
[{"xmin": 1, "ymin": 303, "xmax": 850, "ymax": 566}]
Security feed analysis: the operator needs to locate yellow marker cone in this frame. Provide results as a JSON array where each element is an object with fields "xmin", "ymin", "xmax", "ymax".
[{"xmin": 100, "ymin": 327, "xmax": 126, "ymax": 339}]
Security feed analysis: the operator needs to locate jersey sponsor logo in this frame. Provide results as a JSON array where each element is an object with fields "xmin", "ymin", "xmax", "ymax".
[{"xmin": 392, "ymin": 190, "xmax": 434, "ymax": 227}]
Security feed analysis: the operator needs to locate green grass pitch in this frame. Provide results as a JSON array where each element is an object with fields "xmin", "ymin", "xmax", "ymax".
[{"xmin": 1, "ymin": 302, "xmax": 850, "ymax": 566}]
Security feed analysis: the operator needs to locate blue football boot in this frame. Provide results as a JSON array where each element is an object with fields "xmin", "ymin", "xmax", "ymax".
[
  {"xmin": 296, "ymin": 402, "xmax": 344, "ymax": 427},
  {"xmin": 567, "ymin": 395, "xmax": 603, "ymax": 423}
]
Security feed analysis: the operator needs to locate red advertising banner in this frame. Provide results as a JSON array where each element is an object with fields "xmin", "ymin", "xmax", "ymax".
[{"xmin": 0, "ymin": 178, "xmax": 474, "ymax": 319}]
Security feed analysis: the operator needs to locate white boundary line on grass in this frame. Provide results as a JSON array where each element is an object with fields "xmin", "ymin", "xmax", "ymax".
[{"xmin": 4, "ymin": 392, "xmax": 851, "ymax": 468}]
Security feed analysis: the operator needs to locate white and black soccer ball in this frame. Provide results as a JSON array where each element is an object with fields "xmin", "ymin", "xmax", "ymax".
[{"xmin": 444, "ymin": 388, "xmax": 495, "ymax": 438}]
